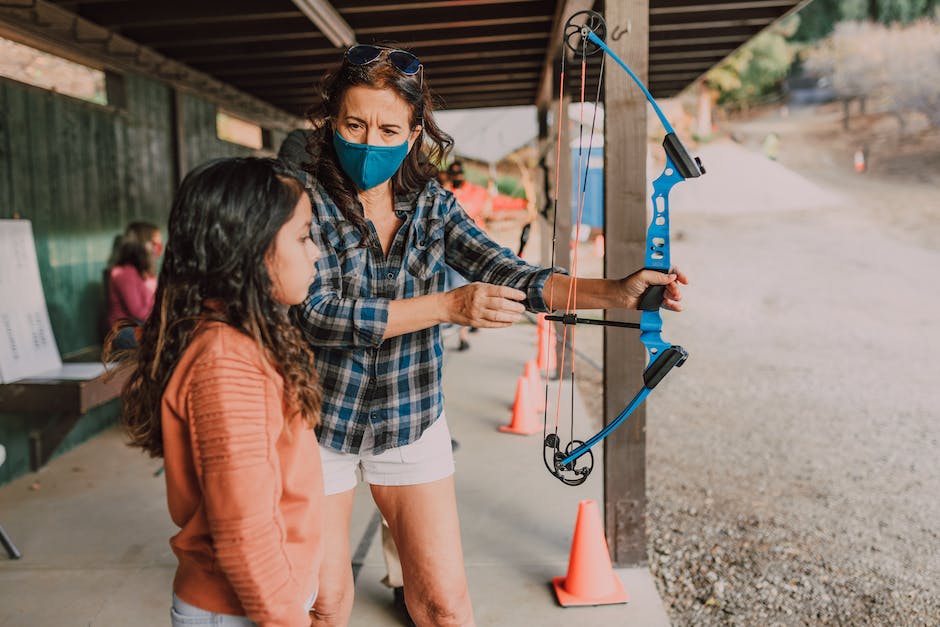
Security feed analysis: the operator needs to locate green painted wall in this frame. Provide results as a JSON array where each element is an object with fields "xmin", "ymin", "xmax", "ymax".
[{"xmin": 0, "ymin": 73, "xmax": 282, "ymax": 485}]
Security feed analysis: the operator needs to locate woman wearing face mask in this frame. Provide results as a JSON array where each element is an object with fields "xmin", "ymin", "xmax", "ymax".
[{"xmin": 293, "ymin": 44, "xmax": 688, "ymax": 627}]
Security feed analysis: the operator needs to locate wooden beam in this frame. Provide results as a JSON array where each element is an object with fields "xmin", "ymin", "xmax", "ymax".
[
  {"xmin": 536, "ymin": 0, "xmax": 595, "ymax": 108},
  {"xmin": 650, "ymin": 34, "xmax": 750, "ymax": 48},
  {"xmin": 652, "ymin": 17, "xmax": 776, "ymax": 32},
  {"xmin": 340, "ymin": 0, "xmax": 547, "ymax": 12},
  {"xmin": 267, "ymin": 80, "xmax": 539, "ymax": 98},
  {"xmin": 651, "ymin": 0, "xmax": 798, "ymax": 14},
  {"xmin": 222, "ymin": 61, "xmax": 538, "ymax": 89},
  {"xmin": 63, "ymin": 2, "xmax": 297, "ymax": 29},
  {"xmin": 603, "ymin": 0, "xmax": 649, "ymax": 567},
  {"xmin": 357, "ymin": 15, "xmax": 552, "ymax": 35},
  {"xmin": 0, "ymin": 0, "xmax": 301, "ymax": 130},
  {"xmin": 420, "ymin": 72, "xmax": 541, "ymax": 87},
  {"xmin": 651, "ymin": 61, "xmax": 721, "ymax": 73},
  {"xmin": 202, "ymin": 47, "xmax": 546, "ymax": 78},
  {"xmin": 289, "ymin": 0, "xmax": 354, "ymax": 48},
  {"xmin": 651, "ymin": 48, "xmax": 735, "ymax": 61},
  {"xmin": 179, "ymin": 32, "xmax": 547, "ymax": 64}
]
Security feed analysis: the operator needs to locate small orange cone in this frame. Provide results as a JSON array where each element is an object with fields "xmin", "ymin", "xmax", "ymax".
[
  {"xmin": 593, "ymin": 234, "xmax": 605, "ymax": 258},
  {"xmin": 553, "ymin": 500, "xmax": 629, "ymax": 607},
  {"xmin": 499, "ymin": 376, "xmax": 541, "ymax": 435},
  {"xmin": 524, "ymin": 360, "xmax": 544, "ymax": 411},
  {"xmin": 536, "ymin": 313, "xmax": 548, "ymax": 345},
  {"xmin": 537, "ymin": 323, "xmax": 557, "ymax": 373},
  {"xmin": 853, "ymin": 148, "xmax": 866, "ymax": 173}
]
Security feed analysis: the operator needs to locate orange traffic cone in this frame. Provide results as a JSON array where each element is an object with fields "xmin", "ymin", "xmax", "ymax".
[
  {"xmin": 853, "ymin": 148, "xmax": 866, "ymax": 173},
  {"xmin": 499, "ymin": 376, "xmax": 541, "ymax": 435},
  {"xmin": 553, "ymin": 500, "xmax": 629, "ymax": 607},
  {"xmin": 537, "ymin": 313, "xmax": 548, "ymax": 344},
  {"xmin": 524, "ymin": 360, "xmax": 544, "ymax": 411},
  {"xmin": 537, "ymin": 323, "xmax": 558, "ymax": 373},
  {"xmin": 593, "ymin": 234, "xmax": 605, "ymax": 258}
]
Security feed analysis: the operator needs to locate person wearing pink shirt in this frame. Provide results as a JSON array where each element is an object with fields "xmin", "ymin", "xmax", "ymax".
[{"xmin": 106, "ymin": 221, "xmax": 162, "ymax": 348}]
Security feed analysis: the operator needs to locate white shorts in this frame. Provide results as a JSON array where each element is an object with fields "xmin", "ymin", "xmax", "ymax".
[{"xmin": 319, "ymin": 413, "xmax": 455, "ymax": 496}]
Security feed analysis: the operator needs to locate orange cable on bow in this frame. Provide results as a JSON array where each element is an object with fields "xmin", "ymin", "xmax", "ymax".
[
  {"xmin": 551, "ymin": 56, "xmax": 591, "ymax": 436},
  {"xmin": 544, "ymin": 58, "xmax": 566, "ymax": 436}
]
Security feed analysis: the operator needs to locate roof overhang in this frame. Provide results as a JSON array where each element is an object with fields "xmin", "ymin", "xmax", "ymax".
[{"xmin": 2, "ymin": 0, "xmax": 804, "ymax": 122}]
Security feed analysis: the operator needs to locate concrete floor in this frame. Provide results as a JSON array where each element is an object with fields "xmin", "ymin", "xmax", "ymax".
[{"xmin": 0, "ymin": 321, "xmax": 670, "ymax": 626}]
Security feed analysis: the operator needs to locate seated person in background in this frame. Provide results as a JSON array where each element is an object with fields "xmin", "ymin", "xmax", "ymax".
[
  {"xmin": 442, "ymin": 162, "xmax": 491, "ymax": 350},
  {"xmin": 446, "ymin": 160, "xmax": 491, "ymax": 229},
  {"xmin": 106, "ymin": 221, "xmax": 162, "ymax": 348},
  {"xmin": 278, "ymin": 126, "xmax": 325, "ymax": 186}
]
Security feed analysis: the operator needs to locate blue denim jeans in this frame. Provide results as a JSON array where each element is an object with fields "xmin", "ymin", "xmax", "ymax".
[{"xmin": 170, "ymin": 592, "xmax": 316, "ymax": 626}]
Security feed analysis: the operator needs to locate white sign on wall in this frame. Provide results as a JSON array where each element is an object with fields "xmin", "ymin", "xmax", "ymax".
[{"xmin": 0, "ymin": 220, "xmax": 62, "ymax": 383}]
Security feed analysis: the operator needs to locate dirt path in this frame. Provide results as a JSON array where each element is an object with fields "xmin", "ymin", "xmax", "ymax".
[{"xmin": 547, "ymin": 105, "xmax": 940, "ymax": 625}]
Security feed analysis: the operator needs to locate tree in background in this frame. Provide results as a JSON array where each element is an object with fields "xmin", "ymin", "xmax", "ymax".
[
  {"xmin": 702, "ymin": 0, "xmax": 940, "ymax": 115},
  {"xmin": 803, "ymin": 19, "xmax": 940, "ymax": 129},
  {"xmin": 792, "ymin": 0, "xmax": 940, "ymax": 41},
  {"xmin": 705, "ymin": 16, "xmax": 800, "ymax": 110}
]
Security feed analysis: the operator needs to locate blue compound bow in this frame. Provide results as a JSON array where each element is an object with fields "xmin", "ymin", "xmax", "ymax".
[{"xmin": 542, "ymin": 10, "xmax": 704, "ymax": 486}]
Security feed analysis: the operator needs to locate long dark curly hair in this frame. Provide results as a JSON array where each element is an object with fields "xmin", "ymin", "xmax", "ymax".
[
  {"xmin": 106, "ymin": 158, "xmax": 322, "ymax": 458},
  {"xmin": 306, "ymin": 47, "xmax": 453, "ymax": 235}
]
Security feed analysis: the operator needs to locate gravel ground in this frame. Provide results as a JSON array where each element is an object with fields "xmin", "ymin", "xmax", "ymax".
[{"xmin": 563, "ymin": 110, "xmax": 940, "ymax": 626}]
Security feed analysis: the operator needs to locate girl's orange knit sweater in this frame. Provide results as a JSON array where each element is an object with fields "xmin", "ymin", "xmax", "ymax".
[{"xmin": 161, "ymin": 321, "xmax": 322, "ymax": 626}]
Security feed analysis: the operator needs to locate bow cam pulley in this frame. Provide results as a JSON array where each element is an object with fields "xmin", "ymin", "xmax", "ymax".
[{"xmin": 563, "ymin": 10, "xmax": 607, "ymax": 56}]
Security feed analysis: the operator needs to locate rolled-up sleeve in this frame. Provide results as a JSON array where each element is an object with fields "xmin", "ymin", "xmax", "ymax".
[
  {"xmin": 290, "ymin": 224, "xmax": 389, "ymax": 348},
  {"xmin": 444, "ymin": 197, "xmax": 565, "ymax": 313}
]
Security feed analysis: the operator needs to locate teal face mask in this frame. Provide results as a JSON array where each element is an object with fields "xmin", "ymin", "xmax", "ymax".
[{"xmin": 332, "ymin": 131, "xmax": 410, "ymax": 191}]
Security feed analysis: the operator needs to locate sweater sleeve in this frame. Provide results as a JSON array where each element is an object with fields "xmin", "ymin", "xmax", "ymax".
[{"xmin": 187, "ymin": 355, "xmax": 309, "ymax": 627}]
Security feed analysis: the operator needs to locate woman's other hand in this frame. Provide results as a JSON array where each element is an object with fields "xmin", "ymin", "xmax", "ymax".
[
  {"xmin": 619, "ymin": 268, "xmax": 689, "ymax": 312},
  {"xmin": 444, "ymin": 283, "xmax": 526, "ymax": 328}
]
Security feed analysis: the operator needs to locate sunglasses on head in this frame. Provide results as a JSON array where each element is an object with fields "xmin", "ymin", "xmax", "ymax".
[{"xmin": 345, "ymin": 44, "xmax": 422, "ymax": 76}]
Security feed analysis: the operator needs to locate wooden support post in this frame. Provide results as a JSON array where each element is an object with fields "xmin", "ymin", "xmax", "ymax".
[{"xmin": 603, "ymin": 0, "xmax": 649, "ymax": 566}]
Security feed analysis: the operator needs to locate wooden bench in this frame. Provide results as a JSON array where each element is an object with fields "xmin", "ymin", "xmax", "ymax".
[
  {"xmin": 0, "ymin": 358, "xmax": 127, "ymax": 560},
  {"xmin": 0, "ymin": 362, "xmax": 127, "ymax": 472}
]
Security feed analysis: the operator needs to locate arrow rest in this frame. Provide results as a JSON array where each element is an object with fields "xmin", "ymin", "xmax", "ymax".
[{"xmin": 563, "ymin": 10, "xmax": 607, "ymax": 56}]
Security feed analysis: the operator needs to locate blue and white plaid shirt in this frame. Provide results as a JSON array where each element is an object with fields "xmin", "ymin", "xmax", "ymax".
[{"xmin": 292, "ymin": 179, "xmax": 557, "ymax": 454}]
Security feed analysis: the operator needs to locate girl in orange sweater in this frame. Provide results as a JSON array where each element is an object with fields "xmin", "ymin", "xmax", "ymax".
[{"xmin": 110, "ymin": 157, "xmax": 324, "ymax": 626}]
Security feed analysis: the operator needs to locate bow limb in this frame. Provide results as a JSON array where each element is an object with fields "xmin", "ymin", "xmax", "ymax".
[
  {"xmin": 560, "ymin": 388, "xmax": 652, "ymax": 467},
  {"xmin": 585, "ymin": 30, "xmax": 674, "ymax": 133},
  {"xmin": 560, "ymin": 341, "xmax": 688, "ymax": 467}
]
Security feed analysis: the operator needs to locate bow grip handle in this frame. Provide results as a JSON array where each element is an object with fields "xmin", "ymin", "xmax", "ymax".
[
  {"xmin": 637, "ymin": 268, "xmax": 668, "ymax": 311},
  {"xmin": 637, "ymin": 285, "xmax": 665, "ymax": 311}
]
